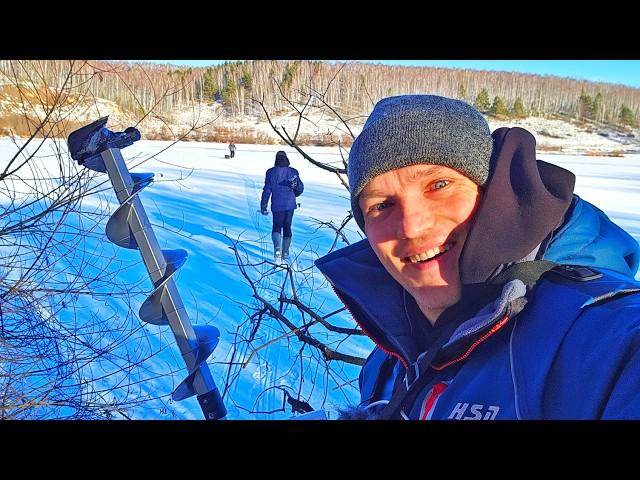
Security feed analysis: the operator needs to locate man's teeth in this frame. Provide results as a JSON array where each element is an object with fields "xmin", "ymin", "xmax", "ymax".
[{"xmin": 408, "ymin": 243, "xmax": 452, "ymax": 263}]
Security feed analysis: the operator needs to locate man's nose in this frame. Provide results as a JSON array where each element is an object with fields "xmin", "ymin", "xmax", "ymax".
[{"xmin": 397, "ymin": 201, "xmax": 434, "ymax": 240}]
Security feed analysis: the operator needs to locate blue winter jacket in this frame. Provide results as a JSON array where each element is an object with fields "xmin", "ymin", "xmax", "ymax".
[
  {"xmin": 261, "ymin": 166, "xmax": 304, "ymax": 212},
  {"xmin": 315, "ymin": 196, "xmax": 640, "ymax": 419}
]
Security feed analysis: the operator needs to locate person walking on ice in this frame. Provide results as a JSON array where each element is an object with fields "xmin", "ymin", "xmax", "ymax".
[
  {"xmin": 261, "ymin": 150, "xmax": 304, "ymax": 263},
  {"xmin": 229, "ymin": 142, "xmax": 236, "ymax": 158}
]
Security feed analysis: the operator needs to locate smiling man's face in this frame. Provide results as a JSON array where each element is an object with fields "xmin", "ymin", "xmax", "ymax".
[{"xmin": 359, "ymin": 164, "xmax": 482, "ymax": 324}]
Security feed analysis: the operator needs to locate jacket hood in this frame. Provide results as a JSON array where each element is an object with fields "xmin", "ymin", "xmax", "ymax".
[
  {"xmin": 544, "ymin": 195, "xmax": 639, "ymax": 277},
  {"xmin": 460, "ymin": 127, "xmax": 575, "ymax": 284},
  {"xmin": 275, "ymin": 151, "xmax": 290, "ymax": 167}
]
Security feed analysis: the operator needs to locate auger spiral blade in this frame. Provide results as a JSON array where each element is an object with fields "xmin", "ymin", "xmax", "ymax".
[{"xmin": 68, "ymin": 119, "xmax": 227, "ymax": 420}]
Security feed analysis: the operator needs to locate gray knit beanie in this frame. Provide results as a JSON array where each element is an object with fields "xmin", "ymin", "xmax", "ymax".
[{"xmin": 349, "ymin": 94, "xmax": 493, "ymax": 230}]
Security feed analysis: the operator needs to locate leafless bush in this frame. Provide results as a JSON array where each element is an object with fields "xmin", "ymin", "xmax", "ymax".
[
  {"xmin": 537, "ymin": 144, "xmax": 564, "ymax": 152},
  {"xmin": 0, "ymin": 60, "xmax": 204, "ymax": 419},
  {"xmin": 201, "ymin": 126, "xmax": 276, "ymax": 145},
  {"xmin": 214, "ymin": 63, "xmax": 370, "ymax": 416},
  {"xmin": 217, "ymin": 232, "xmax": 366, "ymax": 417},
  {"xmin": 585, "ymin": 149, "xmax": 625, "ymax": 157}
]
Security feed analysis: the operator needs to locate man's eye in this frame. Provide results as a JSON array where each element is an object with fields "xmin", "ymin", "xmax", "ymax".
[
  {"xmin": 432, "ymin": 179, "xmax": 450, "ymax": 190},
  {"xmin": 369, "ymin": 202, "xmax": 390, "ymax": 213}
]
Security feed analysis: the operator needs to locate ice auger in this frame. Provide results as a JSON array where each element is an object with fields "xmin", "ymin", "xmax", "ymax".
[{"xmin": 68, "ymin": 117, "xmax": 226, "ymax": 420}]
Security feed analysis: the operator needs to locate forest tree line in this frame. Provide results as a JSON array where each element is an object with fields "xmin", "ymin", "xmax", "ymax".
[{"xmin": 1, "ymin": 59, "xmax": 638, "ymax": 127}]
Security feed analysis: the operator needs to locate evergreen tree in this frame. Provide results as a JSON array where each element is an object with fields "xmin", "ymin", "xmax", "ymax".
[
  {"xmin": 222, "ymin": 77, "xmax": 237, "ymax": 111},
  {"xmin": 202, "ymin": 67, "xmax": 218, "ymax": 103},
  {"xmin": 490, "ymin": 95, "xmax": 508, "ymax": 117},
  {"xmin": 592, "ymin": 92, "xmax": 603, "ymax": 121},
  {"xmin": 457, "ymin": 82, "xmax": 467, "ymax": 101},
  {"xmin": 578, "ymin": 89, "xmax": 593, "ymax": 120},
  {"xmin": 240, "ymin": 70, "xmax": 252, "ymax": 90},
  {"xmin": 619, "ymin": 105, "xmax": 637, "ymax": 127},
  {"xmin": 282, "ymin": 61, "xmax": 300, "ymax": 92},
  {"xmin": 474, "ymin": 88, "xmax": 490, "ymax": 113},
  {"xmin": 512, "ymin": 97, "xmax": 526, "ymax": 118}
]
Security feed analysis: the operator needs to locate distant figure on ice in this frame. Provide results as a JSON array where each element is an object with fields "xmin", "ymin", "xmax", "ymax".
[
  {"xmin": 228, "ymin": 142, "xmax": 236, "ymax": 158},
  {"xmin": 261, "ymin": 150, "xmax": 304, "ymax": 263}
]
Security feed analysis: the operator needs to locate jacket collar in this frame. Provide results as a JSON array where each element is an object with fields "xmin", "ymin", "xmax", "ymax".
[{"xmin": 315, "ymin": 240, "xmax": 526, "ymax": 366}]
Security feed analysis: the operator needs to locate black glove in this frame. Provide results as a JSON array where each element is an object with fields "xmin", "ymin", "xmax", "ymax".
[
  {"xmin": 261, "ymin": 208, "xmax": 269, "ymax": 215},
  {"xmin": 289, "ymin": 176, "xmax": 298, "ymax": 190}
]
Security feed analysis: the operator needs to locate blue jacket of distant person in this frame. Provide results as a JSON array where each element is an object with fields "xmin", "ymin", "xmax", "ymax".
[
  {"xmin": 315, "ymin": 195, "xmax": 640, "ymax": 419},
  {"xmin": 261, "ymin": 151, "xmax": 304, "ymax": 212}
]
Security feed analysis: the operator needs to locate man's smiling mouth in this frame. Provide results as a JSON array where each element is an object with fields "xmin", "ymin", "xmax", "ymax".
[{"xmin": 405, "ymin": 243, "xmax": 453, "ymax": 263}]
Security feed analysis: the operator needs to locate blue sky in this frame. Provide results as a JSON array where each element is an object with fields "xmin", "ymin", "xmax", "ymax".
[{"xmin": 128, "ymin": 60, "xmax": 640, "ymax": 88}]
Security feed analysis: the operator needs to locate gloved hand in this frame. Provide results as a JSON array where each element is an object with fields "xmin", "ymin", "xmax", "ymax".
[
  {"xmin": 261, "ymin": 208, "xmax": 269, "ymax": 216},
  {"xmin": 289, "ymin": 176, "xmax": 298, "ymax": 190}
]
